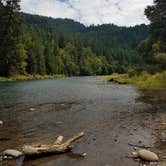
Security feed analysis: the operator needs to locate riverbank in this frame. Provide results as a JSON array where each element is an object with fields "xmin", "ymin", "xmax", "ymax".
[
  {"xmin": 0, "ymin": 74, "xmax": 65, "ymax": 81},
  {"xmin": 100, "ymin": 71, "xmax": 166, "ymax": 89}
]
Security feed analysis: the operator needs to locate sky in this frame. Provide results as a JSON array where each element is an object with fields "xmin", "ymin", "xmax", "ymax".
[{"xmin": 20, "ymin": 0, "xmax": 154, "ymax": 26}]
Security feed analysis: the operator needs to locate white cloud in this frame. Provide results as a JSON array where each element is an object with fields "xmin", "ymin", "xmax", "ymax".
[
  {"xmin": 20, "ymin": 0, "xmax": 154, "ymax": 26},
  {"xmin": 21, "ymin": 0, "xmax": 77, "ymax": 19}
]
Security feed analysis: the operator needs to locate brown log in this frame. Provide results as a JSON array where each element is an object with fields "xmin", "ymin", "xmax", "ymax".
[{"xmin": 22, "ymin": 132, "xmax": 84, "ymax": 156}]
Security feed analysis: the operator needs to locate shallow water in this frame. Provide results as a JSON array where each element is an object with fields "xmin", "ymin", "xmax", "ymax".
[{"xmin": 0, "ymin": 77, "xmax": 164, "ymax": 166}]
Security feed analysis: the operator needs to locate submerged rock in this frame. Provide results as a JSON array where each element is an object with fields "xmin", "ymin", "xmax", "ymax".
[
  {"xmin": 138, "ymin": 150, "xmax": 159, "ymax": 162},
  {"xmin": 0, "ymin": 120, "xmax": 3, "ymax": 125},
  {"xmin": 29, "ymin": 108, "xmax": 35, "ymax": 111},
  {"xmin": 3, "ymin": 149, "xmax": 23, "ymax": 158},
  {"xmin": 82, "ymin": 153, "xmax": 87, "ymax": 157}
]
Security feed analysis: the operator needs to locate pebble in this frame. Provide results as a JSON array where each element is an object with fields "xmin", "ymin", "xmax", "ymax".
[
  {"xmin": 82, "ymin": 153, "xmax": 87, "ymax": 157},
  {"xmin": 131, "ymin": 152, "xmax": 138, "ymax": 158},
  {"xmin": 0, "ymin": 120, "xmax": 3, "ymax": 125},
  {"xmin": 3, "ymin": 149, "xmax": 23, "ymax": 158},
  {"xmin": 29, "ymin": 108, "xmax": 35, "ymax": 111},
  {"xmin": 138, "ymin": 150, "xmax": 159, "ymax": 162},
  {"xmin": 56, "ymin": 121, "xmax": 63, "ymax": 125},
  {"xmin": 3, "ymin": 156, "xmax": 8, "ymax": 159}
]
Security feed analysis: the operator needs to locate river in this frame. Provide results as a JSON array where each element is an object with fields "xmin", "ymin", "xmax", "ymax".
[{"xmin": 0, "ymin": 77, "xmax": 165, "ymax": 166}]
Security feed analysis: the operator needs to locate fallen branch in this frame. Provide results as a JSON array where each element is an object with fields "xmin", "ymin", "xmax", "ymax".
[
  {"xmin": 22, "ymin": 132, "xmax": 84, "ymax": 156},
  {"xmin": 128, "ymin": 143, "xmax": 151, "ymax": 148}
]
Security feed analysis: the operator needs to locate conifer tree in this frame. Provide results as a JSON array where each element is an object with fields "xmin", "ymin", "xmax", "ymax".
[{"xmin": 0, "ymin": 0, "xmax": 26, "ymax": 76}]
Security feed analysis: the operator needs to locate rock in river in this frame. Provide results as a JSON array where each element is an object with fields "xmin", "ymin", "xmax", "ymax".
[
  {"xmin": 3, "ymin": 149, "xmax": 23, "ymax": 158},
  {"xmin": 138, "ymin": 150, "xmax": 159, "ymax": 162},
  {"xmin": 29, "ymin": 108, "xmax": 35, "ymax": 111}
]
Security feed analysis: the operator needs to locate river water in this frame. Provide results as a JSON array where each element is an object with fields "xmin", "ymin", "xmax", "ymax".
[{"xmin": 0, "ymin": 77, "xmax": 165, "ymax": 166}]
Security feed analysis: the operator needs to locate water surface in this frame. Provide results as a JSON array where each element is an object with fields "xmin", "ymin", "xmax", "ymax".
[{"xmin": 0, "ymin": 77, "xmax": 162, "ymax": 166}]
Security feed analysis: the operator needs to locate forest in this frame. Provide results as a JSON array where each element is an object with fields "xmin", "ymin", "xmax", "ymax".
[
  {"xmin": 0, "ymin": 0, "xmax": 148, "ymax": 77},
  {"xmin": 0, "ymin": 0, "xmax": 165, "ymax": 77}
]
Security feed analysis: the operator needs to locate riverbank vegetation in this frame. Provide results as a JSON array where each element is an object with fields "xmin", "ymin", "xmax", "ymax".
[
  {"xmin": 0, "ymin": 0, "xmax": 165, "ymax": 87},
  {"xmin": 102, "ymin": 0, "xmax": 166, "ymax": 89},
  {"xmin": 0, "ymin": 74, "xmax": 64, "ymax": 81},
  {"xmin": 100, "ymin": 71, "xmax": 166, "ymax": 89}
]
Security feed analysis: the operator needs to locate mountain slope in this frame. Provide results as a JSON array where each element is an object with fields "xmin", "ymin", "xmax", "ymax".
[{"xmin": 23, "ymin": 13, "xmax": 147, "ymax": 51}]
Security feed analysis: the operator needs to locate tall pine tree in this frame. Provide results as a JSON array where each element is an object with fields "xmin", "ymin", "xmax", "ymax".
[{"xmin": 0, "ymin": 0, "xmax": 26, "ymax": 76}]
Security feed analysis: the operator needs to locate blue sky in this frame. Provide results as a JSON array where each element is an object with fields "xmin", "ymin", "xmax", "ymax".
[{"xmin": 21, "ymin": 0, "xmax": 153, "ymax": 26}]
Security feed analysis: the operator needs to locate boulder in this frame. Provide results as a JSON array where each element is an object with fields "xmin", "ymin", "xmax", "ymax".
[
  {"xmin": 138, "ymin": 150, "xmax": 159, "ymax": 162},
  {"xmin": 3, "ymin": 149, "xmax": 23, "ymax": 158}
]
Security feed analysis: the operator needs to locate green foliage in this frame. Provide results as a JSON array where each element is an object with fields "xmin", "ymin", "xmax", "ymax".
[
  {"xmin": 0, "ymin": 74, "xmax": 65, "ymax": 81},
  {"xmin": 139, "ymin": 0, "xmax": 166, "ymax": 71},
  {"xmin": 101, "ymin": 71, "xmax": 166, "ymax": 89},
  {"xmin": 0, "ymin": 0, "xmax": 23, "ymax": 76},
  {"xmin": 131, "ymin": 71, "xmax": 166, "ymax": 89},
  {"xmin": 0, "ymin": 5, "xmax": 148, "ymax": 77},
  {"xmin": 145, "ymin": 0, "xmax": 166, "ymax": 52},
  {"xmin": 155, "ymin": 53, "xmax": 166, "ymax": 69},
  {"xmin": 15, "ymin": 43, "xmax": 27, "ymax": 73}
]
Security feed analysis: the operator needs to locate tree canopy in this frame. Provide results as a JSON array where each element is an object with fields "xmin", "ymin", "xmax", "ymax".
[
  {"xmin": 139, "ymin": 0, "xmax": 166, "ymax": 71},
  {"xmin": 0, "ymin": 1, "xmax": 149, "ymax": 77}
]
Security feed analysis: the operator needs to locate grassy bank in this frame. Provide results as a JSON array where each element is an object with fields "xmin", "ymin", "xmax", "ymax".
[
  {"xmin": 100, "ymin": 71, "xmax": 166, "ymax": 89},
  {"xmin": 0, "ymin": 74, "xmax": 65, "ymax": 81}
]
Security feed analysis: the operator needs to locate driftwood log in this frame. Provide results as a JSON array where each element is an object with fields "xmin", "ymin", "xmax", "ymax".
[
  {"xmin": 22, "ymin": 132, "xmax": 84, "ymax": 157},
  {"xmin": 128, "ymin": 143, "xmax": 151, "ymax": 148}
]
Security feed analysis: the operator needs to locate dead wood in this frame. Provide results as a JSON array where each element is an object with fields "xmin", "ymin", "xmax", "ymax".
[
  {"xmin": 22, "ymin": 132, "xmax": 84, "ymax": 156},
  {"xmin": 128, "ymin": 143, "xmax": 151, "ymax": 148}
]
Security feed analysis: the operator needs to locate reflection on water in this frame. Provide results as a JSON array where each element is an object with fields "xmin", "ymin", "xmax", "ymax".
[{"xmin": 0, "ymin": 77, "xmax": 163, "ymax": 166}]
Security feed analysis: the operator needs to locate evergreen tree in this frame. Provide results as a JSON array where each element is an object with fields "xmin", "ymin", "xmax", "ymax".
[
  {"xmin": 0, "ymin": 0, "xmax": 25, "ymax": 76},
  {"xmin": 44, "ymin": 37, "xmax": 57, "ymax": 74},
  {"xmin": 0, "ymin": 9, "xmax": 149, "ymax": 77},
  {"xmin": 139, "ymin": 0, "xmax": 166, "ymax": 71},
  {"xmin": 145, "ymin": 0, "xmax": 166, "ymax": 52}
]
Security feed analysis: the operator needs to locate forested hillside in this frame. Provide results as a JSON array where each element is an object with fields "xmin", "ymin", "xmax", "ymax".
[{"xmin": 0, "ymin": 0, "xmax": 148, "ymax": 77}]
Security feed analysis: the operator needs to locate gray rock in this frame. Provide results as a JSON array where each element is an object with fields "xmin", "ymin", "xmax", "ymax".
[
  {"xmin": 29, "ymin": 108, "xmax": 35, "ymax": 111},
  {"xmin": 3, "ymin": 149, "xmax": 23, "ymax": 158},
  {"xmin": 138, "ymin": 150, "xmax": 159, "ymax": 162},
  {"xmin": 82, "ymin": 153, "xmax": 87, "ymax": 157}
]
